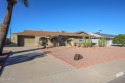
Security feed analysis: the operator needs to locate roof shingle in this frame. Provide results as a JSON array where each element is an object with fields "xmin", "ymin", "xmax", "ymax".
[{"xmin": 14, "ymin": 30, "xmax": 90, "ymax": 37}]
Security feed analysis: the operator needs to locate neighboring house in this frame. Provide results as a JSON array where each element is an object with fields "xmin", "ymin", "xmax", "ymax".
[
  {"xmin": 11, "ymin": 30, "xmax": 90, "ymax": 47},
  {"xmin": 89, "ymin": 32, "xmax": 116, "ymax": 46}
]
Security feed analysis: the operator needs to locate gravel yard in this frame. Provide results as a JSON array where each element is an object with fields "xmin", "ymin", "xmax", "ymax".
[{"xmin": 41, "ymin": 46, "xmax": 125, "ymax": 68}]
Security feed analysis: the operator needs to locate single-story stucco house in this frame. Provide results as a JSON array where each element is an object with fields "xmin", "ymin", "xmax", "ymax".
[
  {"xmin": 89, "ymin": 32, "xmax": 116, "ymax": 46},
  {"xmin": 11, "ymin": 30, "xmax": 90, "ymax": 47}
]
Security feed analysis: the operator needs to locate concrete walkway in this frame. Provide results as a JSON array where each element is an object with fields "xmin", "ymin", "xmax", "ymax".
[{"xmin": 0, "ymin": 47, "xmax": 125, "ymax": 83}]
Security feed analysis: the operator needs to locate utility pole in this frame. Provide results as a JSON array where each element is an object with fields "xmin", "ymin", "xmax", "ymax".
[{"xmin": 10, "ymin": 27, "xmax": 11, "ymax": 44}]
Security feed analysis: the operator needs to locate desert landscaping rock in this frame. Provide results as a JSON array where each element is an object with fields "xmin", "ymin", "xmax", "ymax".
[{"xmin": 74, "ymin": 54, "xmax": 83, "ymax": 60}]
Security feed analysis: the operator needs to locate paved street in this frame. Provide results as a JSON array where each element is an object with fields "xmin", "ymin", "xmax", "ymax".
[
  {"xmin": 0, "ymin": 47, "xmax": 125, "ymax": 83},
  {"xmin": 108, "ymin": 75, "xmax": 125, "ymax": 83}
]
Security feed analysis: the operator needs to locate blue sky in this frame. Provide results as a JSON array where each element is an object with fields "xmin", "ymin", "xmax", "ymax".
[{"xmin": 0, "ymin": 0, "xmax": 125, "ymax": 38}]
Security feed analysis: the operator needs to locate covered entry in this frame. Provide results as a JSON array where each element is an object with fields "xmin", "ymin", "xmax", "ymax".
[
  {"xmin": 51, "ymin": 37, "xmax": 58, "ymax": 46},
  {"xmin": 39, "ymin": 37, "xmax": 48, "ymax": 46},
  {"xmin": 59, "ymin": 38, "xmax": 67, "ymax": 46}
]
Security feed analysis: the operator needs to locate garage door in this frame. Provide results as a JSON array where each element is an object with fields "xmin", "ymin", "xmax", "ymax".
[
  {"xmin": 24, "ymin": 37, "xmax": 35, "ymax": 46},
  {"xmin": 18, "ymin": 36, "xmax": 35, "ymax": 46}
]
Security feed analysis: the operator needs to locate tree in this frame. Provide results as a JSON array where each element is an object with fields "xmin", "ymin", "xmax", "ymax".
[
  {"xmin": 0, "ymin": 24, "xmax": 2, "ymax": 31},
  {"xmin": 113, "ymin": 34, "xmax": 125, "ymax": 47},
  {"xmin": 0, "ymin": 0, "xmax": 29, "ymax": 55}
]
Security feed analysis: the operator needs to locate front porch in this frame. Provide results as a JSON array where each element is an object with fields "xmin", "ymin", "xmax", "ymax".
[{"xmin": 36, "ymin": 36, "xmax": 88, "ymax": 47}]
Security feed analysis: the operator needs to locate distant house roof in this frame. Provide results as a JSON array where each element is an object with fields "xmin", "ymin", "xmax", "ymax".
[
  {"xmin": 89, "ymin": 32, "xmax": 116, "ymax": 38},
  {"xmin": 89, "ymin": 32, "xmax": 100, "ymax": 37},
  {"xmin": 95, "ymin": 32, "xmax": 116, "ymax": 38},
  {"xmin": 13, "ymin": 30, "xmax": 91, "ymax": 37}
]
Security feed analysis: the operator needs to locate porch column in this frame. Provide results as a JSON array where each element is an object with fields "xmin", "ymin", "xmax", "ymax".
[{"xmin": 35, "ymin": 36, "xmax": 41, "ymax": 47}]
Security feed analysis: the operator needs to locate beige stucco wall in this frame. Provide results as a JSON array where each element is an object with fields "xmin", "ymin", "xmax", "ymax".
[
  {"xmin": 72, "ymin": 37, "xmax": 80, "ymax": 46},
  {"xmin": 73, "ymin": 38, "xmax": 79, "ymax": 43},
  {"xmin": 11, "ymin": 34, "xmax": 18, "ymax": 46}
]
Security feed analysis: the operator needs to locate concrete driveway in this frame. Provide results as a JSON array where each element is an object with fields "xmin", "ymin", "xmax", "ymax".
[{"xmin": 0, "ymin": 47, "xmax": 125, "ymax": 83}]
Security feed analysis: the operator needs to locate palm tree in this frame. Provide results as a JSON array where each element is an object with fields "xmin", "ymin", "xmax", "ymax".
[
  {"xmin": 0, "ymin": 0, "xmax": 29, "ymax": 55},
  {"xmin": 0, "ymin": 24, "xmax": 2, "ymax": 31}
]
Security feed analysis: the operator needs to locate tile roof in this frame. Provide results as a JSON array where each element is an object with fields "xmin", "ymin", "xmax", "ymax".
[{"xmin": 14, "ymin": 30, "xmax": 90, "ymax": 37}]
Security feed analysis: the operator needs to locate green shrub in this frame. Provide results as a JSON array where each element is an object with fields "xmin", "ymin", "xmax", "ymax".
[
  {"xmin": 82, "ymin": 36, "xmax": 92, "ymax": 48},
  {"xmin": 113, "ymin": 34, "xmax": 125, "ymax": 46},
  {"xmin": 98, "ymin": 37, "xmax": 106, "ymax": 47},
  {"xmin": 82, "ymin": 37, "xmax": 86, "ymax": 47},
  {"xmin": 87, "ymin": 36, "xmax": 92, "ymax": 47}
]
